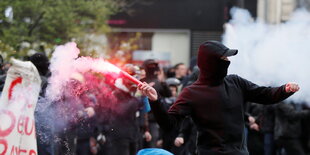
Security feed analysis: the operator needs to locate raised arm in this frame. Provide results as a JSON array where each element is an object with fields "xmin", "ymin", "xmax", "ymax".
[{"xmin": 235, "ymin": 75, "xmax": 299, "ymax": 104}]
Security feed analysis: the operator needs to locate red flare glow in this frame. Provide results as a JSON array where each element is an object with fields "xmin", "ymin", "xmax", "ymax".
[
  {"xmin": 119, "ymin": 70, "xmax": 142, "ymax": 85},
  {"xmin": 100, "ymin": 61, "xmax": 142, "ymax": 85}
]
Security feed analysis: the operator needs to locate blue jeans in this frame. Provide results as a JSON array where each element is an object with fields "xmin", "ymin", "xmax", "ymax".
[{"xmin": 264, "ymin": 133, "xmax": 275, "ymax": 155}]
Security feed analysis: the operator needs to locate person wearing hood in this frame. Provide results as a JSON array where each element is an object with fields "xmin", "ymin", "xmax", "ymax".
[{"xmin": 138, "ymin": 40, "xmax": 300, "ymax": 155}]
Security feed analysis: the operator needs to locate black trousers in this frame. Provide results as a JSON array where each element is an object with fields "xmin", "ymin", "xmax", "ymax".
[{"xmin": 76, "ymin": 139, "xmax": 91, "ymax": 155}]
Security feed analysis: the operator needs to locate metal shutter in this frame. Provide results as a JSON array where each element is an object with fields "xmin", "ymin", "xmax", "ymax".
[{"xmin": 191, "ymin": 31, "xmax": 222, "ymax": 57}]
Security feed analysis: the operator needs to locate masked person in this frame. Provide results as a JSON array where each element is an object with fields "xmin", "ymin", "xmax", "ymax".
[
  {"xmin": 140, "ymin": 59, "xmax": 171, "ymax": 148},
  {"xmin": 138, "ymin": 40, "xmax": 300, "ymax": 155}
]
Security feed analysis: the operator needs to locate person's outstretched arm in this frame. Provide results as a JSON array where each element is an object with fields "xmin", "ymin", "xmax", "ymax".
[
  {"xmin": 138, "ymin": 82, "xmax": 184, "ymax": 131},
  {"xmin": 234, "ymin": 75, "xmax": 299, "ymax": 104}
]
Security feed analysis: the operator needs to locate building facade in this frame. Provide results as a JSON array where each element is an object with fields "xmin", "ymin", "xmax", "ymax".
[{"xmin": 107, "ymin": 0, "xmax": 257, "ymax": 66}]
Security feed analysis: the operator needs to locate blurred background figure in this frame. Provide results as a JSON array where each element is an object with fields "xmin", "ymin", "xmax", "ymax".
[
  {"xmin": 28, "ymin": 52, "xmax": 54, "ymax": 155},
  {"xmin": 173, "ymin": 63, "xmax": 188, "ymax": 84},
  {"xmin": 274, "ymin": 102, "xmax": 310, "ymax": 155},
  {"xmin": 123, "ymin": 63, "xmax": 152, "ymax": 152},
  {"xmin": 182, "ymin": 66, "xmax": 199, "ymax": 89},
  {"xmin": 140, "ymin": 59, "xmax": 172, "ymax": 148},
  {"xmin": 0, "ymin": 54, "xmax": 4, "ymax": 75},
  {"xmin": 28, "ymin": 53, "xmax": 50, "ymax": 95},
  {"xmin": 164, "ymin": 77, "xmax": 181, "ymax": 107}
]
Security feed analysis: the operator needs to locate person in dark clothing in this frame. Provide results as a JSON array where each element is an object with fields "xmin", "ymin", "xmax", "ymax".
[
  {"xmin": 274, "ymin": 102, "xmax": 310, "ymax": 155},
  {"xmin": 182, "ymin": 66, "xmax": 199, "ymax": 89},
  {"xmin": 27, "ymin": 53, "xmax": 55, "ymax": 155},
  {"xmin": 0, "ymin": 54, "xmax": 4, "ymax": 75},
  {"xmin": 140, "ymin": 59, "xmax": 172, "ymax": 148},
  {"xmin": 28, "ymin": 53, "xmax": 50, "ymax": 95},
  {"xmin": 300, "ymin": 103, "xmax": 310, "ymax": 154},
  {"xmin": 28, "ymin": 53, "xmax": 50, "ymax": 76},
  {"xmin": 157, "ymin": 77, "xmax": 181, "ymax": 152},
  {"xmin": 174, "ymin": 63, "xmax": 188, "ymax": 83},
  {"xmin": 245, "ymin": 103, "xmax": 264, "ymax": 155},
  {"xmin": 141, "ymin": 59, "xmax": 171, "ymax": 98},
  {"xmin": 256, "ymin": 104, "xmax": 277, "ymax": 155},
  {"xmin": 138, "ymin": 40, "xmax": 300, "ymax": 155},
  {"xmin": 97, "ymin": 85, "xmax": 144, "ymax": 155},
  {"xmin": 173, "ymin": 116, "xmax": 197, "ymax": 155}
]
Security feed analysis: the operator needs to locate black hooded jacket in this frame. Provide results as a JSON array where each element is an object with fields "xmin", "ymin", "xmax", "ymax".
[{"xmin": 150, "ymin": 41, "xmax": 294, "ymax": 155}]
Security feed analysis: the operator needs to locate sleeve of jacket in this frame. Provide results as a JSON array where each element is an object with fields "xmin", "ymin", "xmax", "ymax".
[
  {"xmin": 177, "ymin": 116, "xmax": 193, "ymax": 142},
  {"xmin": 150, "ymin": 88, "xmax": 192, "ymax": 131},
  {"xmin": 149, "ymin": 99, "xmax": 184, "ymax": 131},
  {"xmin": 234, "ymin": 75, "xmax": 294, "ymax": 104}
]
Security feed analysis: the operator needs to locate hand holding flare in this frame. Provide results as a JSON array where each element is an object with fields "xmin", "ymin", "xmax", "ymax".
[{"xmin": 138, "ymin": 82, "xmax": 158, "ymax": 101}]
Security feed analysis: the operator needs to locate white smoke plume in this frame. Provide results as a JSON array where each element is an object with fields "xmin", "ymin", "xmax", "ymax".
[
  {"xmin": 46, "ymin": 42, "xmax": 120, "ymax": 101},
  {"xmin": 37, "ymin": 42, "xmax": 126, "ymax": 148},
  {"xmin": 223, "ymin": 7, "xmax": 310, "ymax": 104}
]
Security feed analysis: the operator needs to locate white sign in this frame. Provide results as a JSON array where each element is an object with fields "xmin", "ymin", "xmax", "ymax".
[{"xmin": 0, "ymin": 59, "xmax": 41, "ymax": 155}]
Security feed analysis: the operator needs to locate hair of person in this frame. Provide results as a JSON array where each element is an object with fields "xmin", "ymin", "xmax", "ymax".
[{"xmin": 174, "ymin": 63, "xmax": 185, "ymax": 70}]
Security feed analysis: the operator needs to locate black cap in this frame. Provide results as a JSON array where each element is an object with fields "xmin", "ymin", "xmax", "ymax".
[
  {"xmin": 201, "ymin": 41, "xmax": 238, "ymax": 57},
  {"xmin": 142, "ymin": 59, "xmax": 160, "ymax": 75}
]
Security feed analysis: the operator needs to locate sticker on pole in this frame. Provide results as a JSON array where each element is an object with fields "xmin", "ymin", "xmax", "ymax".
[{"xmin": 0, "ymin": 59, "xmax": 41, "ymax": 155}]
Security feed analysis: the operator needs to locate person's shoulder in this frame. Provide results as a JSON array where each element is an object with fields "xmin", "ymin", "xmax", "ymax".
[
  {"xmin": 226, "ymin": 74, "xmax": 242, "ymax": 79},
  {"xmin": 225, "ymin": 74, "xmax": 251, "ymax": 88},
  {"xmin": 225, "ymin": 74, "xmax": 243, "ymax": 82},
  {"xmin": 226, "ymin": 74, "xmax": 250, "ymax": 82}
]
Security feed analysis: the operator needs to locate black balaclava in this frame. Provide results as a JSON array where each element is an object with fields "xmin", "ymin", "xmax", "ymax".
[
  {"xmin": 143, "ymin": 59, "xmax": 160, "ymax": 79},
  {"xmin": 197, "ymin": 41, "xmax": 234, "ymax": 86}
]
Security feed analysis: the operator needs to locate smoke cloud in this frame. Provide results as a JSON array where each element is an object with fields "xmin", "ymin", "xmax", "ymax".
[
  {"xmin": 223, "ymin": 8, "xmax": 310, "ymax": 104},
  {"xmin": 34, "ymin": 42, "xmax": 139, "ymax": 152},
  {"xmin": 46, "ymin": 42, "xmax": 121, "ymax": 102}
]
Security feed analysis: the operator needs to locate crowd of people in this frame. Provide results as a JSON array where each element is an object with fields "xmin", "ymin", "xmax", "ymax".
[{"xmin": 0, "ymin": 41, "xmax": 309, "ymax": 155}]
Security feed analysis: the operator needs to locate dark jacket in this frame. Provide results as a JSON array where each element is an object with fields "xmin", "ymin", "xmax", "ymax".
[
  {"xmin": 150, "ymin": 41, "xmax": 294, "ymax": 155},
  {"xmin": 257, "ymin": 104, "xmax": 276, "ymax": 133},
  {"xmin": 0, "ymin": 74, "xmax": 6, "ymax": 92},
  {"xmin": 151, "ymin": 75, "xmax": 292, "ymax": 154},
  {"xmin": 141, "ymin": 76, "xmax": 171, "ymax": 122}
]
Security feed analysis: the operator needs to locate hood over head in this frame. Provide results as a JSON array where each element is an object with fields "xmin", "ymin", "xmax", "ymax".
[{"xmin": 197, "ymin": 41, "xmax": 238, "ymax": 85}]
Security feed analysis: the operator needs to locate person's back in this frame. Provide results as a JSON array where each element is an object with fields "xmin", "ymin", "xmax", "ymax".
[{"xmin": 175, "ymin": 75, "xmax": 248, "ymax": 153}]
